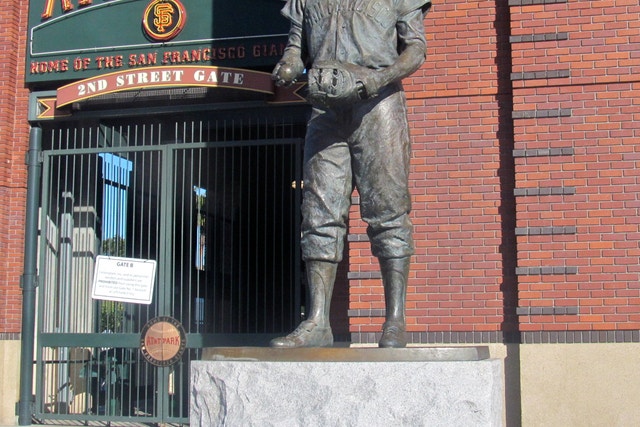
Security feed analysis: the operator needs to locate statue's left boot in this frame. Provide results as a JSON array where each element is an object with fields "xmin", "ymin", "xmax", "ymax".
[
  {"xmin": 378, "ymin": 256, "xmax": 410, "ymax": 348},
  {"xmin": 270, "ymin": 261, "xmax": 336, "ymax": 348}
]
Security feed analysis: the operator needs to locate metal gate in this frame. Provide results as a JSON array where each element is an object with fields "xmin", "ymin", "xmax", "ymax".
[{"xmin": 34, "ymin": 110, "xmax": 306, "ymax": 425}]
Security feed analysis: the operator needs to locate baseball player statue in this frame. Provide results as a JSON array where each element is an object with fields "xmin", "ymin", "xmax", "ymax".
[{"xmin": 270, "ymin": 0, "xmax": 432, "ymax": 348}]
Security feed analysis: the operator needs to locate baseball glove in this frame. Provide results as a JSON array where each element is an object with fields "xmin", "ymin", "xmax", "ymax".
[{"xmin": 307, "ymin": 61, "xmax": 371, "ymax": 108}]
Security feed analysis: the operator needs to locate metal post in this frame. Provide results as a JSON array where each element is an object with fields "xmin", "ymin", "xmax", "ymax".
[
  {"xmin": 18, "ymin": 126, "xmax": 42, "ymax": 425},
  {"xmin": 56, "ymin": 191, "xmax": 74, "ymax": 413}
]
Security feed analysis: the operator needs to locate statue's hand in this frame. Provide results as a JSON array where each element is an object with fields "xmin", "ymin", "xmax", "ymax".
[
  {"xmin": 272, "ymin": 51, "xmax": 305, "ymax": 87},
  {"xmin": 308, "ymin": 61, "xmax": 386, "ymax": 108},
  {"xmin": 360, "ymin": 70, "xmax": 386, "ymax": 99}
]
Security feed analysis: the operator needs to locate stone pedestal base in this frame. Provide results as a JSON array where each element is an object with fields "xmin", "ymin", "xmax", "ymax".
[{"xmin": 190, "ymin": 347, "xmax": 503, "ymax": 426}]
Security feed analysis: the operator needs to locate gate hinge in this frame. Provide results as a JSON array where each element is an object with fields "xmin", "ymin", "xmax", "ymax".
[
  {"xmin": 25, "ymin": 149, "xmax": 43, "ymax": 166},
  {"xmin": 20, "ymin": 273, "xmax": 39, "ymax": 290},
  {"xmin": 15, "ymin": 396, "xmax": 35, "ymax": 416}
]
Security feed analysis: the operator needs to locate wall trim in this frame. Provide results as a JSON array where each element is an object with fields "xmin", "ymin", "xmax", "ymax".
[
  {"xmin": 510, "ymin": 32, "xmax": 568, "ymax": 43},
  {"xmin": 515, "ymin": 226, "xmax": 576, "ymax": 236},
  {"xmin": 0, "ymin": 333, "xmax": 21, "ymax": 340},
  {"xmin": 515, "ymin": 266, "xmax": 578, "ymax": 275},
  {"xmin": 511, "ymin": 69, "xmax": 570, "ymax": 81},
  {"xmin": 351, "ymin": 330, "xmax": 640, "ymax": 345},
  {"xmin": 513, "ymin": 147, "xmax": 574, "ymax": 157},
  {"xmin": 509, "ymin": 0, "xmax": 568, "ymax": 5},
  {"xmin": 514, "ymin": 186, "xmax": 576, "ymax": 196},
  {"xmin": 512, "ymin": 108, "xmax": 572, "ymax": 119}
]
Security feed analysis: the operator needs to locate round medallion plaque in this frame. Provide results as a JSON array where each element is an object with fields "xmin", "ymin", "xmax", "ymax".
[
  {"xmin": 140, "ymin": 316, "xmax": 187, "ymax": 366},
  {"xmin": 142, "ymin": 0, "xmax": 187, "ymax": 42}
]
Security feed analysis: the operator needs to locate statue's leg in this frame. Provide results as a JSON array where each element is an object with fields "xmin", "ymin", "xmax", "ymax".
[
  {"xmin": 269, "ymin": 261, "xmax": 337, "ymax": 348},
  {"xmin": 351, "ymin": 91, "xmax": 414, "ymax": 348},
  {"xmin": 270, "ymin": 109, "xmax": 350, "ymax": 348},
  {"xmin": 306, "ymin": 260, "xmax": 337, "ymax": 329},
  {"xmin": 378, "ymin": 256, "xmax": 410, "ymax": 348}
]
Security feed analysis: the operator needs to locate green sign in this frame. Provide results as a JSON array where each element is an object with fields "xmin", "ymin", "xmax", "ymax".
[{"xmin": 27, "ymin": 0, "xmax": 289, "ymax": 85}]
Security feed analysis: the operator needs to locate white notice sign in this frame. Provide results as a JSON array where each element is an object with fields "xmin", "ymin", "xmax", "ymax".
[{"xmin": 92, "ymin": 256, "xmax": 157, "ymax": 304}]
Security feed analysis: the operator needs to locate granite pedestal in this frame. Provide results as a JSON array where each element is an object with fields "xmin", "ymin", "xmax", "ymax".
[{"xmin": 191, "ymin": 347, "xmax": 503, "ymax": 426}]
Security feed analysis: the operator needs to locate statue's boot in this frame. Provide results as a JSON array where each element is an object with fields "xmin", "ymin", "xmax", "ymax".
[
  {"xmin": 378, "ymin": 257, "xmax": 410, "ymax": 348},
  {"xmin": 270, "ymin": 261, "xmax": 336, "ymax": 348}
]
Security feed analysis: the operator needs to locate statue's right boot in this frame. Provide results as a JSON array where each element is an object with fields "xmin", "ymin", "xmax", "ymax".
[
  {"xmin": 378, "ymin": 256, "xmax": 410, "ymax": 348},
  {"xmin": 270, "ymin": 260, "xmax": 336, "ymax": 348}
]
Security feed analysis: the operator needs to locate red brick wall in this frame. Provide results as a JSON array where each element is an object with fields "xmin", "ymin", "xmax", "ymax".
[
  {"xmin": 511, "ymin": 0, "xmax": 640, "ymax": 337},
  {"xmin": 349, "ymin": 0, "xmax": 640, "ymax": 344},
  {"xmin": 349, "ymin": 0, "xmax": 518, "ymax": 344},
  {"xmin": 0, "ymin": 2, "xmax": 30, "ymax": 335}
]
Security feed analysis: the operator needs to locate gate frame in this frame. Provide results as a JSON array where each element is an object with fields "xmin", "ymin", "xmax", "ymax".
[{"xmin": 20, "ymin": 90, "xmax": 309, "ymax": 425}]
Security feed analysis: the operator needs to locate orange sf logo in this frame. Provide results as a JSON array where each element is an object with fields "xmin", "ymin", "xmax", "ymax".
[
  {"xmin": 153, "ymin": 3, "xmax": 174, "ymax": 33},
  {"xmin": 143, "ymin": 0, "xmax": 186, "ymax": 41}
]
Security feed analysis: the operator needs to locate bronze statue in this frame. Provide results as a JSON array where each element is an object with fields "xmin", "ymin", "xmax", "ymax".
[{"xmin": 270, "ymin": 0, "xmax": 432, "ymax": 349}]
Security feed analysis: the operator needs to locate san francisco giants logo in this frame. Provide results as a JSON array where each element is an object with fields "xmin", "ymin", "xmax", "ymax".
[
  {"xmin": 143, "ymin": 0, "xmax": 186, "ymax": 41},
  {"xmin": 153, "ymin": 3, "xmax": 174, "ymax": 33}
]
